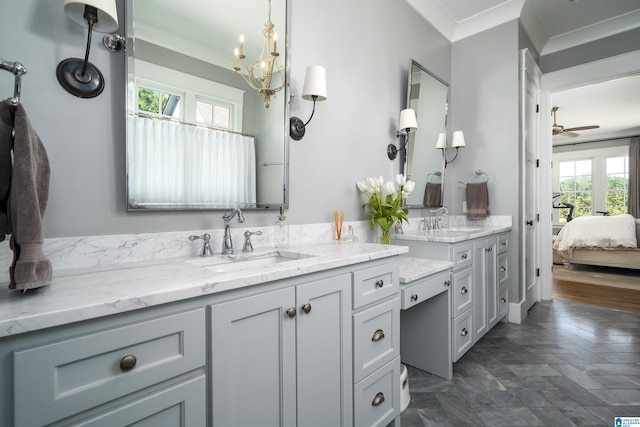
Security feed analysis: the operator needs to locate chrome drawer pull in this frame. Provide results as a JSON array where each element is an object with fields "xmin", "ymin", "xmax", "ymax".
[
  {"xmin": 501, "ymin": 297, "xmax": 507, "ymax": 303},
  {"xmin": 372, "ymin": 329, "xmax": 385, "ymax": 342},
  {"xmin": 375, "ymin": 279, "xmax": 384, "ymax": 288},
  {"xmin": 461, "ymin": 287, "xmax": 468, "ymax": 295},
  {"xmin": 486, "ymin": 247, "xmax": 493, "ymax": 252},
  {"xmin": 301, "ymin": 303, "xmax": 312, "ymax": 314},
  {"xmin": 372, "ymin": 392, "xmax": 385, "ymax": 407},
  {"xmin": 411, "ymin": 294, "xmax": 418, "ymax": 301},
  {"xmin": 461, "ymin": 328, "xmax": 468, "ymax": 337},
  {"xmin": 501, "ymin": 241, "xmax": 507, "ymax": 246},
  {"xmin": 120, "ymin": 355, "xmax": 137, "ymax": 371},
  {"xmin": 461, "ymin": 254, "xmax": 468, "ymax": 260},
  {"xmin": 444, "ymin": 280, "xmax": 451, "ymax": 287},
  {"xmin": 286, "ymin": 307, "xmax": 296, "ymax": 318},
  {"xmin": 500, "ymin": 266, "xmax": 506, "ymax": 272}
]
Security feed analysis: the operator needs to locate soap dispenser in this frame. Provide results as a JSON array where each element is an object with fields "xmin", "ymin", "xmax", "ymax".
[{"xmin": 275, "ymin": 207, "xmax": 289, "ymax": 248}]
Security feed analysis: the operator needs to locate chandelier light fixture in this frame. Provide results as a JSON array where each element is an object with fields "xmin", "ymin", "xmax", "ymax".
[{"xmin": 233, "ymin": 0, "xmax": 284, "ymax": 108}]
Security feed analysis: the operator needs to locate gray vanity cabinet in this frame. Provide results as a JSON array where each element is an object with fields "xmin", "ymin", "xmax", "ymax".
[
  {"xmin": 399, "ymin": 231, "xmax": 510, "ymax": 362},
  {"xmin": 473, "ymin": 237, "xmax": 498, "ymax": 340},
  {"xmin": 210, "ymin": 273, "xmax": 353, "ymax": 427},
  {"xmin": 7, "ymin": 307, "xmax": 207, "ymax": 427}
]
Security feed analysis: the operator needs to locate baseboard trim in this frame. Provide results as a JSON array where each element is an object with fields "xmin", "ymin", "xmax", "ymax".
[{"xmin": 508, "ymin": 301, "xmax": 527, "ymax": 324}]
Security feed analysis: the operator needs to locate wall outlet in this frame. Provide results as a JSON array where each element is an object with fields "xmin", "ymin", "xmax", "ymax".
[{"xmin": 462, "ymin": 201, "xmax": 467, "ymax": 213}]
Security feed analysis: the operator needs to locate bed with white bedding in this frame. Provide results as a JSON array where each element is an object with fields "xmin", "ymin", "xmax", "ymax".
[{"xmin": 553, "ymin": 214, "xmax": 640, "ymax": 270}]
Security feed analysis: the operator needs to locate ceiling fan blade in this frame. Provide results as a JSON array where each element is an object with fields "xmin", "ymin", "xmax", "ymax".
[
  {"xmin": 563, "ymin": 125, "xmax": 600, "ymax": 132},
  {"xmin": 562, "ymin": 131, "xmax": 580, "ymax": 138}
]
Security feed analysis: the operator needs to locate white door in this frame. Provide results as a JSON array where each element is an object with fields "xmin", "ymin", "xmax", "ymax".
[{"xmin": 522, "ymin": 49, "xmax": 542, "ymax": 310}]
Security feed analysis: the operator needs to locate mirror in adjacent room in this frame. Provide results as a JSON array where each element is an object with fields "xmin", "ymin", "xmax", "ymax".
[
  {"xmin": 125, "ymin": 0, "xmax": 289, "ymax": 210},
  {"xmin": 400, "ymin": 59, "xmax": 449, "ymax": 208}
]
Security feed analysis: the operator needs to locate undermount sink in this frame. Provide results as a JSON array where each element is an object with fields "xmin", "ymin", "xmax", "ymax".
[{"xmin": 186, "ymin": 250, "xmax": 316, "ymax": 274}]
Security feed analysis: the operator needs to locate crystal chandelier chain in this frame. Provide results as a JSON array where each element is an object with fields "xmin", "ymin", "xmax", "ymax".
[{"xmin": 233, "ymin": 0, "xmax": 284, "ymax": 108}]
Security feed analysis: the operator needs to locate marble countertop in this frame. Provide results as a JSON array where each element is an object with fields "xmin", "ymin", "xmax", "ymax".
[
  {"xmin": 393, "ymin": 225, "xmax": 511, "ymax": 244},
  {"xmin": 0, "ymin": 242, "xmax": 408, "ymax": 338},
  {"xmin": 399, "ymin": 256, "xmax": 453, "ymax": 284}
]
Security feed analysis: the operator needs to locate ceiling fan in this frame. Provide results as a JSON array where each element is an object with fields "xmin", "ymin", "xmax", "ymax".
[{"xmin": 551, "ymin": 106, "xmax": 600, "ymax": 137}]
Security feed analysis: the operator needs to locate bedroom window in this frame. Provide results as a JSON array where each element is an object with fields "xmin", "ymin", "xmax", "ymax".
[
  {"xmin": 558, "ymin": 159, "xmax": 592, "ymax": 221},
  {"xmin": 605, "ymin": 156, "xmax": 629, "ymax": 215}
]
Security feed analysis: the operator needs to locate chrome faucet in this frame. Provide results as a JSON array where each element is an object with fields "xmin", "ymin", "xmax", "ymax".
[
  {"xmin": 221, "ymin": 208, "xmax": 245, "ymax": 254},
  {"xmin": 421, "ymin": 207, "xmax": 448, "ymax": 230}
]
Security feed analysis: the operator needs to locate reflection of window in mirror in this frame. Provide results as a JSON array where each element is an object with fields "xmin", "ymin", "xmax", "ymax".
[
  {"xmin": 195, "ymin": 97, "xmax": 234, "ymax": 131},
  {"xmin": 137, "ymin": 85, "xmax": 181, "ymax": 119},
  {"xmin": 135, "ymin": 60, "xmax": 245, "ymax": 131}
]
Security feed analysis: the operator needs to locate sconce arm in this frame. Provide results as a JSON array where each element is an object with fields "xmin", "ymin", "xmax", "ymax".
[
  {"xmin": 290, "ymin": 95, "xmax": 318, "ymax": 141},
  {"xmin": 443, "ymin": 147, "xmax": 460, "ymax": 167}
]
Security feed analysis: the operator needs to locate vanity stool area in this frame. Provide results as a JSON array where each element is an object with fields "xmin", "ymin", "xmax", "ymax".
[
  {"xmin": 395, "ymin": 226, "xmax": 512, "ymax": 364},
  {"xmin": 0, "ymin": 242, "xmax": 407, "ymax": 427},
  {"xmin": 399, "ymin": 257, "xmax": 453, "ymax": 380}
]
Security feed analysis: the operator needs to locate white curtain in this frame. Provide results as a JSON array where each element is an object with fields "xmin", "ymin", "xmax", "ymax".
[{"xmin": 130, "ymin": 116, "xmax": 256, "ymax": 206}]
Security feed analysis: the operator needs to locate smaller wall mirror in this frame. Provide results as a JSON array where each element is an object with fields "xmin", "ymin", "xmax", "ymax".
[{"xmin": 401, "ymin": 59, "xmax": 449, "ymax": 208}]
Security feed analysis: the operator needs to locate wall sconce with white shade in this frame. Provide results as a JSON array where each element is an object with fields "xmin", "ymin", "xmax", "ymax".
[
  {"xmin": 290, "ymin": 65, "xmax": 327, "ymax": 141},
  {"xmin": 387, "ymin": 108, "xmax": 418, "ymax": 160},
  {"xmin": 56, "ymin": 0, "xmax": 119, "ymax": 98},
  {"xmin": 437, "ymin": 130, "xmax": 466, "ymax": 166}
]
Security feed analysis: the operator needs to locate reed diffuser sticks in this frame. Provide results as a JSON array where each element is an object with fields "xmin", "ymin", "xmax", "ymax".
[{"xmin": 334, "ymin": 210, "xmax": 344, "ymax": 240}]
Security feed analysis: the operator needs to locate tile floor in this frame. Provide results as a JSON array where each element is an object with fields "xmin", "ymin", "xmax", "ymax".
[{"xmin": 401, "ymin": 299, "xmax": 640, "ymax": 426}]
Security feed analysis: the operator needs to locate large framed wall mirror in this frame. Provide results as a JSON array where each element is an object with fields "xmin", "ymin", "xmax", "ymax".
[
  {"xmin": 401, "ymin": 59, "xmax": 449, "ymax": 208},
  {"xmin": 125, "ymin": 0, "xmax": 289, "ymax": 210}
]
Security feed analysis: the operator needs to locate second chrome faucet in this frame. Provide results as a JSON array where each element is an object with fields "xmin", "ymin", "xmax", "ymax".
[{"xmin": 221, "ymin": 208, "xmax": 245, "ymax": 254}]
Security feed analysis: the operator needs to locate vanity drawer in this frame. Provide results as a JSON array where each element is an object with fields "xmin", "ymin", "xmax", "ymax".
[
  {"xmin": 353, "ymin": 260, "xmax": 399, "ymax": 309},
  {"xmin": 14, "ymin": 308, "xmax": 205, "ymax": 427},
  {"xmin": 401, "ymin": 271, "xmax": 450, "ymax": 310},
  {"xmin": 451, "ymin": 268, "xmax": 473, "ymax": 318},
  {"xmin": 499, "ymin": 286, "xmax": 509, "ymax": 320},
  {"xmin": 452, "ymin": 309, "xmax": 474, "ymax": 362},
  {"xmin": 498, "ymin": 233, "xmax": 510, "ymax": 254},
  {"xmin": 498, "ymin": 253, "xmax": 509, "ymax": 285},
  {"xmin": 353, "ymin": 297, "xmax": 400, "ymax": 382},
  {"xmin": 449, "ymin": 243, "xmax": 472, "ymax": 271},
  {"xmin": 353, "ymin": 356, "xmax": 401, "ymax": 427}
]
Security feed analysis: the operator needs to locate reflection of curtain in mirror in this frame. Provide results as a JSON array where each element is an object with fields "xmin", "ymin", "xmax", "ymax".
[{"xmin": 131, "ymin": 116, "xmax": 256, "ymax": 206}]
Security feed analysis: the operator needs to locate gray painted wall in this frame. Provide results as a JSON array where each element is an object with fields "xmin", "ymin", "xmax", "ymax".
[
  {"xmin": 0, "ymin": 0, "xmax": 450, "ymax": 238},
  {"xmin": 449, "ymin": 20, "xmax": 522, "ymax": 301}
]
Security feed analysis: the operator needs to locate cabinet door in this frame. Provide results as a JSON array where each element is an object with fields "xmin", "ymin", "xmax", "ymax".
[
  {"xmin": 486, "ymin": 239, "xmax": 498, "ymax": 329},
  {"xmin": 472, "ymin": 241, "xmax": 488, "ymax": 340},
  {"xmin": 296, "ymin": 273, "xmax": 352, "ymax": 427},
  {"xmin": 210, "ymin": 287, "xmax": 296, "ymax": 427}
]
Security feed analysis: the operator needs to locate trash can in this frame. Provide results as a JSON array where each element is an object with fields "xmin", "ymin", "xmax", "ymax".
[{"xmin": 400, "ymin": 364, "xmax": 410, "ymax": 412}]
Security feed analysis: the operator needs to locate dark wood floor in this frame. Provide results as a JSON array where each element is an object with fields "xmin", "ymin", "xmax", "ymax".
[{"xmin": 553, "ymin": 277, "xmax": 640, "ymax": 313}]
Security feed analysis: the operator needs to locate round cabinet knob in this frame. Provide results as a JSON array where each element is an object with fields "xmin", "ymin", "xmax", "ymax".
[
  {"xmin": 286, "ymin": 307, "xmax": 296, "ymax": 318},
  {"xmin": 372, "ymin": 329, "xmax": 385, "ymax": 342},
  {"xmin": 372, "ymin": 392, "xmax": 385, "ymax": 407},
  {"xmin": 501, "ymin": 266, "xmax": 506, "ymax": 272},
  {"xmin": 501, "ymin": 241, "xmax": 507, "ymax": 246},
  {"xmin": 486, "ymin": 247, "xmax": 493, "ymax": 252},
  {"xmin": 461, "ymin": 287, "xmax": 468, "ymax": 295},
  {"xmin": 120, "ymin": 355, "xmax": 137, "ymax": 371},
  {"xmin": 411, "ymin": 294, "xmax": 418, "ymax": 301},
  {"xmin": 301, "ymin": 303, "xmax": 312, "ymax": 314},
  {"xmin": 501, "ymin": 297, "xmax": 507, "ymax": 303},
  {"xmin": 461, "ymin": 328, "xmax": 468, "ymax": 337},
  {"xmin": 375, "ymin": 279, "xmax": 384, "ymax": 288},
  {"xmin": 461, "ymin": 254, "xmax": 468, "ymax": 260},
  {"xmin": 444, "ymin": 280, "xmax": 451, "ymax": 287}
]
